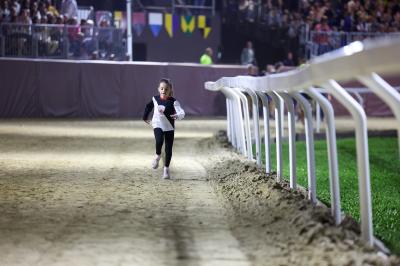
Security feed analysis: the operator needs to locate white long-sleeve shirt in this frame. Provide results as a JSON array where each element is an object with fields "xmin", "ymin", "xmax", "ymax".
[{"xmin": 143, "ymin": 95, "xmax": 185, "ymax": 131}]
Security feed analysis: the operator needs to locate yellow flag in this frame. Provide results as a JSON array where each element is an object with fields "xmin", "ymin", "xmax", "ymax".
[
  {"xmin": 198, "ymin": 15, "xmax": 205, "ymax": 28},
  {"xmin": 181, "ymin": 16, "xmax": 195, "ymax": 34},
  {"xmin": 197, "ymin": 15, "xmax": 212, "ymax": 38},
  {"xmin": 114, "ymin": 11, "xmax": 122, "ymax": 20},
  {"xmin": 165, "ymin": 13, "xmax": 173, "ymax": 37}
]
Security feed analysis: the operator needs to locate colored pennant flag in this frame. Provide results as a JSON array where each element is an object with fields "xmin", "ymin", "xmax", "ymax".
[
  {"xmin": 181, "ymin": 15, "xmax": 195, "ymax": 35},
  {"xmin": 149, "ymin": 12, "xmax": 163, "ymax": 37},
  {"xmin": 114, "ymin": 11, "xmax": 124, "ymax": 28},
  {"xmin": 133, "ymin": 12, "xmax": 146, "ymax": 36},
  {"xmin": 197, "ymin": 15, "xmax": 212, "ymax": 38},
  {"xmin": 164, "ymin": 13, "xmax": 179, "ymax": 38}
]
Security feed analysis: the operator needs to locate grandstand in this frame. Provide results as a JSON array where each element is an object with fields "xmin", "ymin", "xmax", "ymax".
[{"xmin": 2, "ymin": 1, "xmax": 400, "ymax": 64}]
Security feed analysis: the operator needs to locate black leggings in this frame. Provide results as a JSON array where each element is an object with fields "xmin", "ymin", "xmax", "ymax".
[{"xmin": 154, "ymin": 128, "xmax": 174, "ymax": 167}]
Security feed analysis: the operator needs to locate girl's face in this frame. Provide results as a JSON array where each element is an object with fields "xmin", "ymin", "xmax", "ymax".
[{"xmin": 158, "ymin": 81, "xmax": 170, "ymax": 97}]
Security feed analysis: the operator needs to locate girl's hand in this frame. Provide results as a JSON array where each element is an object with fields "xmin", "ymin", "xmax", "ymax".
[
  {"xmin": 144, "ymin": 120, "xmax": 151, "ymax": 124},
  {"xmin": 170, "ymin": 114, "xmax": 178, "ymax": 120}
]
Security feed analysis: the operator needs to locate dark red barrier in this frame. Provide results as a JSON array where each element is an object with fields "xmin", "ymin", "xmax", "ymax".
[{"xmin": 0, "ymin": 59, "xmax": 247, "ymax": 118}]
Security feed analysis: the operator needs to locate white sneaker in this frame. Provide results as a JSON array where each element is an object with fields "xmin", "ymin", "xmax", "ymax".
[
  {"xmin": 162, "ymin": 167, "xmax": 170, "ymax": 179},
  {"xmin": 152, "ymin": 155, "xmax": 161, "ymax": 169}
]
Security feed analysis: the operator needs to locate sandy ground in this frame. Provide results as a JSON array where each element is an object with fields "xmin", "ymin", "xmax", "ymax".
[{"xmin": 0, "ymin": 119, "xmax": 399, "ymax": 266}]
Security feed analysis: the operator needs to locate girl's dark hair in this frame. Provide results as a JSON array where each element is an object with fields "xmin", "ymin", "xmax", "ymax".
[{"xmin": 160, "ymin": 78, "xmax": 174, "ymax": 97}]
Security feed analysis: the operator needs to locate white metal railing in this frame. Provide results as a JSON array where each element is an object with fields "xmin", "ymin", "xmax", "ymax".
[
  {"xmin": 173, "ymin": 0, "xmax": 216, "ymax": 16},
  {"xmin": 205, "ymin": 37, "xmax": 400, "ymax": 247},
  {"xmin": 137, "ymin": 0, "xmax": 216, "ymax": 15},
  {"xmin": 0, "ymin": 23, "xmax": 126, "ymax": 60},
  {"xmin": 314, "ymin": 86, "xmax": 400, "ymax": 133},
  {"xmin": 305, "ymin": 31, "xmax": 400, "ymax": 59}
]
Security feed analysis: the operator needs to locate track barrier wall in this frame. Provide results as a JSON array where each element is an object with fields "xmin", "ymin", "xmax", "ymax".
[{"xmin": 0, "ymin": 59, "xmax": 247, "ymax": 118}]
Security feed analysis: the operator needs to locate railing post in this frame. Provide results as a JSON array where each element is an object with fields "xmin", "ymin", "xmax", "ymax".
[
  {"xmin": 233, "ymin": 87, "xmax": 253, "ymax": 160},
  {"xmin": 357, "ymin": 73, "xmax": 400, "ymax": 159},
  {"xmin": 229, "ymin": 99, "xmax": 237, "ymax": 148},
  {"xmin": 316, "ymin": 101, "xmax": 321, "ymax": 133},
  {"xmin": 0, "ymin": 24, "xmax": 4, "ymax": 57},
  {"xmin": 225, "ymin": 88, "xmax": 247, "ymax": 155},
  {"xmin": 94, "ymin": 27, "xmax": 99, "ymax": 55},
  {"xmin": 223, "ymin": 89, "xmax": 237, "ymax": 148},
  {"xmin": 278, "ymin": 93, "xmax": 297, "ymax": 189},
  {"xmin": 255, "ymin": 91, "xmax": 271, "ymax": 173},
  {"xmin": 63, "ymin": 24, "xmax": 69, "ymax": 59},
  {"xmin": 279, "ymin": 95, "xmax": 285, "ymax": 137},
  {"xmin": 268, "ymin": 92, "xmax": 283, "ymax": 181},
  {"xmin": 291, "ymin": 92, "xmax": 317, "ymax": 204},
  {"xmin": 32, "ymin": 25, "xmax": 38, "ymax": 58},
  {"xmin": 306, "ymin": 87, "xmax": 341, "ymax": 225},
  {"xmin": 323, "ymin": 80, "xmax": 373, "ymax": 246},
  {"xmin": 226, "ymin": 98, "xmax": 231, "ymax": 143},
  {"xmin": 244, "ymin": 87, "xmax": 262, "ymax": 166},
  {"xmin": 222, "ymin": 88, "xmax": 237, "ymax": 150},
  {"xmin": 0, "ymin": 35, "xmax": 4, "ymax": 57}
]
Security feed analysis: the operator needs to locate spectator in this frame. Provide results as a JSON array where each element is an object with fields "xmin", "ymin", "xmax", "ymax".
[
  {"xmin": 200, "ymin": 47, "xmax": 213, "ymax": 64},
  {"xmin": 283, "ymin": 51, "xmax": 295, "ymax": 66},
  {"xmin": 222, "ymin": 0, "xmax": 238, "ymax": 24},
  {"xmin": 0, "ymin": 1, "xmax": 11, "ymax": 19},
  {"xmin": 274, "ymin": 61, "xmax": 284, "ymax": 72},
  {"xmin": 90, "ymin": 50, "xmax": 98, "ymax": 60},
  {"xmin": 98, "ymin": 19, "xmax": 113, "ymax": 59},
  {"xmin": 60, "ymin": 0, "xmax": 77, "ymax": 19},
  {"xmin": 342, "ymin": 10, "xmax": 354, "ymax": 32},
  {"xmin": 8, "ymin": 5, "xmax": 18, "ymax": 22},
  {"xmin": 240, "ymin": 40, "xmax": 256, "ymax": 65},
  {"xmin": 11, "ymin": 0, "xmax": 21, "ymax": 15},
  {"xmin": 46, "ymin": 12, "xmax": 56, "ymax": 24},
  {"xmin": 314, "ymin": 16, "xmax": 332, "ymax": 55},
  {"xmin": 20, "ymin": 0, "xmax": 30, "ymax": 11},
  {"xmin": 66, "ymin": 16, "xmax": 82, "ymax": 57},
  {"xmin": 238, "ymin": 0, "xmax": 248, "ymax": 23},
  {"xmin": 265, "ymin": 64, "xmax": 276, "ymax": 74},
  {"xmin": 81, "ymin": 19, "xmax": 95, "ymax": 56},
  {"xmin": 55, "ymin": 14, "xmax": 64, "ymax": 24},
  {"xmin": 45, "ymin": 0, "xmax": 59, "ymax": 17},
  {"xmin": 39, "ymin": 14, "xmax": 46, "ymax": 23},
  {"xmin": 247, "ymin": 64, "xmax": 259, "ymax": 76},
  {"xmin": 18, "ymin": 8, "xmax": 32, "ymax": 24},
  {"xmin": 30, "ymin": 1, "xmax": 41, "ymax": 21}
]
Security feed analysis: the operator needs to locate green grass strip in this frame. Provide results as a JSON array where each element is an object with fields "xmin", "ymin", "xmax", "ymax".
[{"xmin": 256, "ymin": 137, "xmax": 400, "ymax": 254}]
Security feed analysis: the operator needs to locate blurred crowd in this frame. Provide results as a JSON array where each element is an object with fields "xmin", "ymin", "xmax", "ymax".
[
  {"xmin": 0, "ymin": 0, "xmax": 80, "ymax": 25},
  {"xmin": 223, "ymin": 0, "xmax": 400, "ymax": 34},
  {"xmin": 221, "ymin": 0, "xmax": 400, "ymax": 67},
  {"xmin": 0, "ymin": 0, "xmax": 122, "ymax": 60},
  {"xmin": 304, "ymin": 0, "xmax": 400, "ymax": 33}
]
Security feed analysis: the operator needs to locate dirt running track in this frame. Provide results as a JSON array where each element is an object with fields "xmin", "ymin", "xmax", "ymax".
[{"xmin": 0, "ymin": 119, "xmax": 399, "ymax": 266}]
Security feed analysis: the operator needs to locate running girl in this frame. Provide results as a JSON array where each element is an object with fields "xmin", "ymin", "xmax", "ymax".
[{"xmin": 142, "ymin": 78, "xmax": 185, "ymax": 179}]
